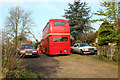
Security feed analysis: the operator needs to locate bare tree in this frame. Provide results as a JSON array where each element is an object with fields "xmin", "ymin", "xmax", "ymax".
[
  {"xmin": 5, "ymin": 6, "xmax": 34, "ymax": 48},
  {"xmin": 26, "ymin": 28, "xmax": 38, "ymax": 42}
]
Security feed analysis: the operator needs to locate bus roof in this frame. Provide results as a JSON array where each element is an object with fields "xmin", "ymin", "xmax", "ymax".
[{"xmin": 49, "ymin": 19, "xmax": 67, "ymax": 21}]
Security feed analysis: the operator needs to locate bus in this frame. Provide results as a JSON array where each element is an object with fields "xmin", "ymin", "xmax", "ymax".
[{"xmin": 42, "ymin": 19, "xmax": 71, "ymax": 55}]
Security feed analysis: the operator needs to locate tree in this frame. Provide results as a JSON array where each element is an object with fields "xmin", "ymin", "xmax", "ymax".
[
  {"xmin": 98, "ymin": 20, "xmax": 117, "ymax": 46},
  {"xmin": 93, "ymin": 0, "xmax": 119, "ymax": 29},
  {"xmin": 93, "ymin": 0, "xmax": 120, "ymax": 44},
  {"xmin": 117, "ymin": 1, "xmax": 120, "ymax": 45},
  {"xmin": 26, "ymin": 28, "xmax": 38, "ymax": 42},
  {"xmin": 83, "ymin": 30, "xmax": 95, "ymax": 43},
  {"xmin": 63, "ymin": 0, "xmax": 93, "ymax": 40},
  {"xmin": 18, "ymin": 34, "xmax": 27, "ymax": 41},
  {"xmin": 4, "ymin": 6, "xmax": 34, "ymax": 48}
]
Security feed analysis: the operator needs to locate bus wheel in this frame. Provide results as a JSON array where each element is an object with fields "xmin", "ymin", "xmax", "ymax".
[
  {"xmin": 45, "ymin": 48, "xmax": 47, "ymax": 54},
  {"xmin": 71, "ymin": 49, "xmax": 74, "ymax": 53}
]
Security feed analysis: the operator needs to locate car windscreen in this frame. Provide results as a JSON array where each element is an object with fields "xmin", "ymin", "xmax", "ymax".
[
  {"xmin": 21, "ymin": 44, "xmax": 35, "ymax": 49},
  {"xmin": 80, "ymin": 43, "xmax": 90, "ymax": 47}
]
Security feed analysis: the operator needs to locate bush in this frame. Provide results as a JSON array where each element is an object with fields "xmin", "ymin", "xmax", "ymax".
[
  {"xmin": 113, "ymin": 46, "xmax": 120, "ymax": 62},
  {"xmin": 98, "ymin": 55, "xmax": 112, "ymax": 62},
  {"xmin": 2, "ymin": 43, "xmax": 37, "ymax": 78},
  {"xmin": 97, "ymin": 45, "xmax": 119, "ymax": 62},
  {"xmin": 97, "ymin": 20, "xmax": 117, "ymax": 46}
]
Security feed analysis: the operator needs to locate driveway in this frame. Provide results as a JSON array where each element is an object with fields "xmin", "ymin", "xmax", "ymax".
[{"xmin": 21, "ymin": 53, "xmax": 118, "ymax": 78}]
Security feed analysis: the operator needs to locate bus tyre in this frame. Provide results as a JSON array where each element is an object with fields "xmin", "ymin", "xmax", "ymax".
[{"xmin": 45, "ymin": 48, "xmax": 47, "ymax": 54}]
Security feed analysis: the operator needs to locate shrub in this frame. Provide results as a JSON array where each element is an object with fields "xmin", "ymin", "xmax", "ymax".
[{"xmin": 2, "ymin": 43, "xmax": 37, "ymax": 78}]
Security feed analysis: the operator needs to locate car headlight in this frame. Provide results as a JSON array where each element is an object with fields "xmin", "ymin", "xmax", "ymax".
[
  {"xmin": 20, "ymin": 50, "xmax": 25, "ymax": 53},
  {"xmin": 94, "ymin": 47, "xmax": 97, "ymax": 50},
  {"xmin": 83, "ymin": 48, "xmax": 88, "ymax": 51}
]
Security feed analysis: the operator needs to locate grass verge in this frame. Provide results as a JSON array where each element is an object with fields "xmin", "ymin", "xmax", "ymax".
[{"xmin": 19, "ymin": 67, "xmax": 38, "ymax": 78}]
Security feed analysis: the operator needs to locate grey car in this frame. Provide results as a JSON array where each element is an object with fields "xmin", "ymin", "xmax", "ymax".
[
  {"xmin": 18, "ymin": 44, "xmax": 38, "ymax": 56},
  {"xmin": 71, "ymin": 43, "xmax": 97, "ymax": 54}
]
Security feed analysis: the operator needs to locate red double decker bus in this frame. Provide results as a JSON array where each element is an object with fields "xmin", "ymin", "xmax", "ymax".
[{"xmin": 42, "ymin": 19, "xmax": 71, "ymax": 55}]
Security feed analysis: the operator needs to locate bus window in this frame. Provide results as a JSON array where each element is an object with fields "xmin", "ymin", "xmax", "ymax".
[
  {"xmin": 47, "ymin": 23, "xmax": 49, "ymax": 28},
  {"xmin": 53, "ymin": 37, "xmax": 68, "ymax": 42},
  {"xmin": 54, "ymin": 22, "xmax": 65, "ymax": 25}
]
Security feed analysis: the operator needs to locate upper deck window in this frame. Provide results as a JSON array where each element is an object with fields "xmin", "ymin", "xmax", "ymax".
[
  {"xmin": 43, "ymin": 22, "xmax": 49, "ymax": 31},
  {"xmin": 54, "ymin": 21, "xmax": 65, "ymax": 25}
]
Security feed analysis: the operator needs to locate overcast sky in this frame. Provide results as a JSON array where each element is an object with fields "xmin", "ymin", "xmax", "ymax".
[{"xmin": 0, "ymin": 0, "xmax": 104, "ymax": 41}]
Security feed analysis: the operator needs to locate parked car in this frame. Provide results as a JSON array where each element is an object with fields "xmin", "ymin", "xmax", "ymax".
[
  {"xmin": 18, "ymin": 44, "xmax": 38, "ymax": 56},
  {"xmin": 71, "ymin": 43, "xmax": 97, "ymax": 54}
]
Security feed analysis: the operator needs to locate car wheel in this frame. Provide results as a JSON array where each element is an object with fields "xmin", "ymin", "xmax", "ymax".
[
  {"xmin": 80, "ymin": 49, "xmax": 84, "ymax": 55},
  {"xmin": 71, "ymin": 49, "xmax": 74, "ymax": 53}
]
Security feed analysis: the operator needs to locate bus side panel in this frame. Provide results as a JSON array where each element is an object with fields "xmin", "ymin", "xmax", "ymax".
[
  {"xmin": 42, "ymin": 36, "xmax": 49, "ymax": 54},
  {"xmin": 42, "ymin": 39, "xmax": 44, "ymax": 52},
  {"xmin": 46, "ymin": 36, "xmax": 49, "ymax": 54},
  {"xmin": 42, "ymin": 39, "xmax": 45, "ymax": 53},
  {"xmin": 42, "ymin": 23, "xmax": 49, "ymax": 38},
  {"xmin": 48, "ymin": 36, "xmax": 52, "ymax": 54}
]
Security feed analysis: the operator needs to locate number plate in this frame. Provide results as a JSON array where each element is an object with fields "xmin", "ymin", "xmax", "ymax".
[
  {"xmin": 90, "ymin": 50, "xmax": 94, "ymax": 52},
  {"xmin": 64, "ymin": 50, "xmax": 67, "ymax": 52},
  {"xmin": 26, "ymin": 53, "xmax": 32, "ymax": 55}
]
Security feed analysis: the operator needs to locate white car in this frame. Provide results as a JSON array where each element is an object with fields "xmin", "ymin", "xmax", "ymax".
[{"xmin": 71, "ymin": 43, "xmax": 97, "ymax": 54}]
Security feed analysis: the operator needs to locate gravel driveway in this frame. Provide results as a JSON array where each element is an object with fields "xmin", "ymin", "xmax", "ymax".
[{"xmin": 22, "ymin": 53, "xmax": 118, "ymax": 78}]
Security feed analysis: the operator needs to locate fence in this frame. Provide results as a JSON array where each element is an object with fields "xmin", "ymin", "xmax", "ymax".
[{"xmin": 97, "ymin": 44, "xmax": 119, "ymax": 62}]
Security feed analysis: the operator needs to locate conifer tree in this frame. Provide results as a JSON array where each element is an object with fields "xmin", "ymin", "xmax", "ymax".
[
  {"xmin": 64, "ymin": 0, "xmax": 92, "ymax": 40},
  {"xmin": 98, "ymin": 20, "xmax": 117, "ymax": 46},
  {"xmin": 94, "ymin": 0, "xmax": 119, "ymax": 44}
]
